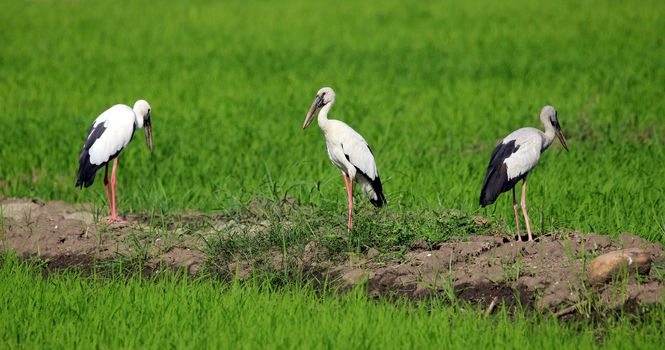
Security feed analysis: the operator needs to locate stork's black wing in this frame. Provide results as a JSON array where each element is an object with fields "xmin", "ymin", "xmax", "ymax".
[
  {"xmin": 479, "ymin": 140, "xmax": 522, "ymax": 206},
  {"xmin": 75, "ymin": 122, "xmax": 107, "ymax": 188}
]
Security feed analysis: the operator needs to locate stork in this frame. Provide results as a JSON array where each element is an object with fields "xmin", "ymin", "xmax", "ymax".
[
  {"xmin": 479, "ymin": 105, "xmax": 568, "ymax": 241},
  {"xmin": 303, "ymin": 87, "xmax": 386, "ymax": 231},
  {"xmin": 76, "ymin": 100, "xmax": 153, "ymax": 223}
]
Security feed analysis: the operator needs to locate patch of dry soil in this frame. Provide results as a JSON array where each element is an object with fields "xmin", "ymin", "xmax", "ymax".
[
  {"xmin": 0, "ymin": 198, "xmax": 207, "ymax": 274},
  {"xmin": 1, "ymin": 198, "xmax": 663, "ymax": 315}
]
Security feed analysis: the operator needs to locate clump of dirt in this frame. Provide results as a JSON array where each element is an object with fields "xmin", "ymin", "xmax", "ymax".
[{"xmin": 1, "ymin": 198, "xmax": 663, "ymax": 316}]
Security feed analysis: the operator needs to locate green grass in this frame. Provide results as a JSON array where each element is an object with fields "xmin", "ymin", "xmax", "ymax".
[
  {"xmin": 1, "ymin": 255, "xmax": 663, "ymax": 349},
  {"xmin": 0, "ymin": 0, "xmax": 664, "ymax": 241},
  {"xmin": 1, "ymin": 0, "xmax": 664, "ymax": 347}
]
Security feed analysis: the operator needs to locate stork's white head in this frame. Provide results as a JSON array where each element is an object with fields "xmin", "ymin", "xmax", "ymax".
[
  {"xmin": 303, "ymin": 87, "xmax": 336, "ymax": 129},
  {"xmin": 133, "ymin": 99, "xmax": 153, "ymax": 152},
  {"xmin": 540, "ymin": 105, "xmax": 568, "ymax": 151}
]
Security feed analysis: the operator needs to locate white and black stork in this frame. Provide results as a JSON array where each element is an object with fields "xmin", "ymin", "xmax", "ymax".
[
  {"xmin": 76, "ymin": 100, "xmax": 153, "ymax": 223},
  {"xmin": 303, "ymin": 87, "xmax": 386, "ymax": 232},
  {"xmin": 480, "ymin": 105, "xmax": 568, "ymax": 241}
]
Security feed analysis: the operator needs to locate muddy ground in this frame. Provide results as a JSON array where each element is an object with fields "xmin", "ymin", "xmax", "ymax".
[{"xmin": 1, "ymin": 198, "xmax": 663, "ymax": 316}]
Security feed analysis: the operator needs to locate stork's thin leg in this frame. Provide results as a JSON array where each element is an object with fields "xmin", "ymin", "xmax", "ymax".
[
  {"xmin": 106, "ymin": 157, "xmax": 126, "ymax": 223},
  {"xmin": 512, "ymin": 187, "xmax": 522, "ymax": 242},
  {"xmin": 520, "ymin": 177, "xmax": 534, "ymax": 241},
  {"xmin": 103, "ymin": 165, "xmax": 112, "ymax": 217},
  {"xmin": 342, "ymin": 173, "xmax": 353, "ymax": 232}
]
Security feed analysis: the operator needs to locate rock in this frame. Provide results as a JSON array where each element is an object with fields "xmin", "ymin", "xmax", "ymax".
[{"xmin": 588, "ymin": 248, "xmax": 651, "ymax": 285}]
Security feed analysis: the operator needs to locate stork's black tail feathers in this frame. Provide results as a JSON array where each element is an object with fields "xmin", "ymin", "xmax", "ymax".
[
  {"xmin": 369, "ymin": 175, "xmax": 386, "ymax": 207},
  {"xmin": 76, "ymin": 151, "xmax": 102, "ymax": 188},
  {"xmin": 480, "ymin": 167, "xmax": 504, "ymax": 207},
  {"xmin": 356, "ymin": 172, "xmax": 386, "ymax": 208}
]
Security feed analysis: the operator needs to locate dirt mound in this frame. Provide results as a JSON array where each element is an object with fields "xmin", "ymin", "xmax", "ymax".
[
  {"xmin": 0, "ymin": 198, "xmax": 207, "ymax": 274},
  {"xmin": 2, "ymin": 198, "xmax": 663, "ymax": 316}
]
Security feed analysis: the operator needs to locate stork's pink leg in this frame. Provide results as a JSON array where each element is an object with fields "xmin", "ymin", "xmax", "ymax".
[
  {"xmin": 103, "ymin": 165, "xmax": 112, "ymax": 216},
  {"xmin": 512, "ymin": 187, "xmax": 522, "ymax": 242},
  {"xmin": 106, "ymin": 157, "xmax": 126, "ymax": 223},
  {"xmin": 520, "ymin": 177, "xmax": 534, "ymax": 241},
  {"xmin": 342, "ymin": 173, "xmax": 353, "ymax": 232}
]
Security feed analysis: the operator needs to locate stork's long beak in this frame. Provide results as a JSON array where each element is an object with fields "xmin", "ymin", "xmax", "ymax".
[
  {"xmin": 555, "ymin": 124, "xmax": 568, "ymax": 152},
  {"xmin": 303, "ymin": 94, "xmax": 323, "ymax": 129},
  {"xmin": 144, "ymin": 115, "xmax": 153, "ymax": 152}
]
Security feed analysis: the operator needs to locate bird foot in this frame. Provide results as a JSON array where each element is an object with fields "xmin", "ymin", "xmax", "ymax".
[{"xmin": 105, "ymin": 216, "xmax": 127, "ymax": 224}]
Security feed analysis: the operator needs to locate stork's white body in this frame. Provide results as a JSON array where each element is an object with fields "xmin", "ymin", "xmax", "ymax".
[
  {"xmin": 320, "ymin": 118, "xmax": 382, "ymax": 204},
  {"xmin": 501, "ymin": 127, "xmax": 554, "ymax": 181},
  {"xmin": 86, "ymin": 105, "xmax": 137, "ymax": 166},
  {"xmin": 480, "ymin": 106, "xmax": 568, "ymax": 242}
]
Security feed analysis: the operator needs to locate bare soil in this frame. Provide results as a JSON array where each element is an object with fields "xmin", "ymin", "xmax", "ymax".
[{"xmin": 2, "ymin": 198, "xmax": 663, "ymax": 316}]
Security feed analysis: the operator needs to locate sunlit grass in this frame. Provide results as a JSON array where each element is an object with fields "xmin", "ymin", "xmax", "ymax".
[
  {"xmin": 0, "ymin": 0, "xmax": 663, "ymax": 240},
  {"xmin": 0, "ymin": 254, "xmax": 662, "ymax": 349},
  {"xmin": 0, "ymin": 0, "xmax": 664, "ymax": 347}
]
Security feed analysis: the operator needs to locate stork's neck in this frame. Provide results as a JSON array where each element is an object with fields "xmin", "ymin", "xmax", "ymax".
[
  {"xmin": 133, "ymin": 110, "xmax": 144, "ymax": 129},
  {"xmin": 317, "ymin": 103, "xmax": 333, "ymax": 130},
  {"xmin": 541, "ymin": 121, "xmax": 556, "ymax": 150}
]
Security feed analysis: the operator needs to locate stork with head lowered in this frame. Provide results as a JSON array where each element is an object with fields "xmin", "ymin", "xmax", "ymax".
[{"xmin": 76, "ymin": 100, "xmax": 153, "ymax": 223}]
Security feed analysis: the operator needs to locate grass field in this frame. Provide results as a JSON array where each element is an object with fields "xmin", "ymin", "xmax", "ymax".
[
  {"xmin": 1, "ymin": 0, "xmax": 664, "ymax": 239},
  {"xmin": 1, "ymin": 255, "xmax": 663, "ymax": 349},
  {"xmin": 1, "ymin": 0, "xmax": 664, "ymax": 348}
]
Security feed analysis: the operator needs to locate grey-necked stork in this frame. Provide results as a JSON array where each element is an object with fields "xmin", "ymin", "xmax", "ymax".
[
  {"xmin": 303, "ymin": 87, "xmax": 386, "ymax": 231},
  {"xmin": 480, "ymin": 105, "xmax": 568, "ymax": 241},
  {"xmin": 76, "ymin": 100, "xmax": 153, "ymax": 223}
]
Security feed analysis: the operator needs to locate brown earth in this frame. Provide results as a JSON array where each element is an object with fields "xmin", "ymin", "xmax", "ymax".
[{"xmin": 1, "ymin": 198, "xmax": 663, "ymax": 316}]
